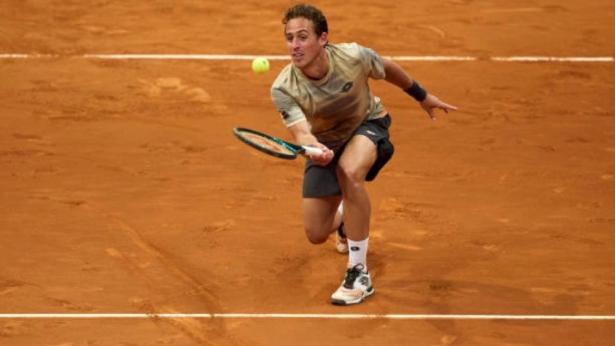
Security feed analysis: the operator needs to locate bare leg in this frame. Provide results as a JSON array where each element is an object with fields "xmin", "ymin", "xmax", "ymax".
[
  {"xmin": 302, "ymin": 196, "xmax": 343, "ymax": 244},
  {"xmin": 337, "ymin": 135, "xmax": 377, "ymax": 242}
]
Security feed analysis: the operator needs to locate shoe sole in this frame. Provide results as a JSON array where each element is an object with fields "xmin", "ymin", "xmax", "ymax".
[{"xmin": 330, "ymin": 287, "xmax": 374, "ymax": 306}]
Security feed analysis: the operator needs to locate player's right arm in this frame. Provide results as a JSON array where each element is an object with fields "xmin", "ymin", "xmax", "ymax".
[
  {"xmin": 288, "ymin": 121, "xmax": 334, "ymax": 166},
  {"xmin": 271, "ymin": 72, "xmax": 334, "ymax": 165}
]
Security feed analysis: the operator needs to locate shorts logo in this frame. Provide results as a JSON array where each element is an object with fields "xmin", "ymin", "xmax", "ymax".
[
  {"xmin": 366, "ymin": 130, "xmax": 376, "ymax": 136},
  {"xmin": 341, "ymin": 82, "xmax": 353, "ymax": 93}
]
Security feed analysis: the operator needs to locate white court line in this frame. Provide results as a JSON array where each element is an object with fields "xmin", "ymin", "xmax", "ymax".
[
  {"xmin": 0, "ymin": 54, "xmax": 613, "ymax": 62},
  {"xmin": 491, "ymin": 56, "xmax": 614, "ymax": 62},
  {"xmin": 385, "ymin": 56, "xmax": 477, "ymax": 61},
  {"xmin": 82, "ymin": 54, "xmax": 292, "ymax": 60},
  {"xmin": 0, "ymin": 313, "xmax": 613, "ymax": 320}
]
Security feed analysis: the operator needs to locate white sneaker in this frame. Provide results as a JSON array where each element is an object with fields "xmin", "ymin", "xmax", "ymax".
[{"xmin": 331, "ymin": 264, "xmax": 374, "ymax": 305}]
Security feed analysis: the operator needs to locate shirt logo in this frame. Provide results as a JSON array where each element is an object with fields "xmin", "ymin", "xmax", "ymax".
[
  {"xmin": 280, "ymin": 111, "xmax": 290, "ymax": 120},
  {"xmin": 341, "ymin": 82, "xmax": 353, "ymax": 93}
]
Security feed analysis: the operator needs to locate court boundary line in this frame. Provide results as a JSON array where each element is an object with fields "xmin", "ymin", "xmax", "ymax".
[
  {"xmin": 0, "ymin": 313, "xmax": 613, "ymax": 320},
  {"xmin": 0, "ymin": 53, "xmax": 613, "ymax": 62}
]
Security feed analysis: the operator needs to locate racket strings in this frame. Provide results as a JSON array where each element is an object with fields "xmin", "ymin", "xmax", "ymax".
[{"xmin": 240, "ymin": 132, "xmax": 295, "ymax": 155}]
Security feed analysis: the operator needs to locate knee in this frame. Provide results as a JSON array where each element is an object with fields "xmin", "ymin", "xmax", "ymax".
[
  {"xmin": 304, "ymin": 226, "xmax": 330, "ymax": 245},
  {"xmin": 337, "ymin": 164, "xmax": 366, "ymax": 188}
]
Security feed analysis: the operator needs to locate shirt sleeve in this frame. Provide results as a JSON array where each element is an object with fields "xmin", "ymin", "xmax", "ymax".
[
  {"xmin": 271, "ymin": 87, "xmax": 307, "ymax": 127},
  {"xmin": 358, "ymin": 45, "xmax": 386, "ymax": 80}
]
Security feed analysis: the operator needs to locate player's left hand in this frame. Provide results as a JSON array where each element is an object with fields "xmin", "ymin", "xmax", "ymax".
[{"xmin": 420, "ymin": 94, "xmax": 457, "ymax": 120}]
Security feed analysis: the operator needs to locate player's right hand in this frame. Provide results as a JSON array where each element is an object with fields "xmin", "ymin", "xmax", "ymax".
[{"xmin": 309, "ymin": 143, "xmax": 334, "ymax": 166}]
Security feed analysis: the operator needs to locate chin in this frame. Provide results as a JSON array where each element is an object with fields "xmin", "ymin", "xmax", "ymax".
[
  {"xmin": 293, "ymin": 57, "xmax": 312, "ymax": 68},
  {"xmin": 292, "ymin": 61, "xmax": 306, "ymax": 69}
]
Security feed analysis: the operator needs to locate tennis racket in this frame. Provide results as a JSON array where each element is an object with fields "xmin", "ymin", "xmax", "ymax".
[{"xmin": 233, "ymin": 127, "xmax": 323, "ymax": 160}]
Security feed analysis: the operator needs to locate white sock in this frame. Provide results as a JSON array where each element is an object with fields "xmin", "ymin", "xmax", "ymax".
[
  {"xmin": 337, "ymin": 201, "xmax": 344, "ymax": 214},
  {"xmin": 348, "ymin": 237, "xmax": 368, "ymax": 271}
]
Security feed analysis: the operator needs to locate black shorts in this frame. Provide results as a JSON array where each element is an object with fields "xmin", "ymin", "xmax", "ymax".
[{"xmin": 302, "ymin": 114, "xmax": 393, "ymax": 198}]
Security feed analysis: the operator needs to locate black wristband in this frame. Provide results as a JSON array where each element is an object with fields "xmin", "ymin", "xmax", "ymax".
[{"xmin": 404, "ymin": 81, "xmax": 427, "ymax": 102}]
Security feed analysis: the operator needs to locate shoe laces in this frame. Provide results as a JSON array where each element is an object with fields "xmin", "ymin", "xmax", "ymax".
[{"xmin": 343, "ymin": 264, "xmax": 366, "ymax": 289}]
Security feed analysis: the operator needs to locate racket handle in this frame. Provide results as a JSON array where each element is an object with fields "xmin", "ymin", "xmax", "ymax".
[{"xmin": 302, "ymin": 146, "xmax": 323, "ymax": 155}]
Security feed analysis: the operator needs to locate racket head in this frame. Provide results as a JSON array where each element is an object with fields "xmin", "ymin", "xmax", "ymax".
[{"xmin": 233, "ymin": 127, "xmax": 298, "ymax": 160}]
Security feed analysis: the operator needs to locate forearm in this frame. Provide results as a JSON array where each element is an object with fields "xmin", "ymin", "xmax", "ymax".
[
  {"xmin": 288, "ymin": 121, "xmax": 319, "ymax": 146},
  {"xmin": 288, "ymin": 120, "xmax": 334, "ymax": 165},
  {"xmin": 382, "ymin": 58, "xmax": 413, "ymax": 89},
  {"xmin": 382, "ymin": 58, "xmax": 427, "ymax": 101}
]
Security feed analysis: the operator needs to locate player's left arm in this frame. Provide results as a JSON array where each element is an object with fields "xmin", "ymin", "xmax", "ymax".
[{"xmin": 381, "ymin": 58, "xmax": 457, "ymax": 120}]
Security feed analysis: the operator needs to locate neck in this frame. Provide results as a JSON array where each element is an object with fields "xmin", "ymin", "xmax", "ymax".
[{"xmin": 302, "ymin": 51, "xmax": 329, "ymax": 80}]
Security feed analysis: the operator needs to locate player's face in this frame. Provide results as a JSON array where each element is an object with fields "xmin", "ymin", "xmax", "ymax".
[{"xmin": 284, "ymin": 17, "xmax": 327, "ymax": 69}]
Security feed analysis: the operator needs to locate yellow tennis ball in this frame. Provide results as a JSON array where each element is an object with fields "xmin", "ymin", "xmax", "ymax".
[{"xmin": 252, "ymin": 57, "xmax": 270, "ymax": 74}]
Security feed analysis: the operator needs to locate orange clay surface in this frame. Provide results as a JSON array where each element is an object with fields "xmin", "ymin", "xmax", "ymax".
[{"xmin": 0, "ymin": 1, "xmax": 614, "ymax": 345}]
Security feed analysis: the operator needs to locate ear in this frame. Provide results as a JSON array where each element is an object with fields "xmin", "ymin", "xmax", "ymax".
[{"xmin": 319, "ymin": 32, "xmax": 328, "ymax": 47}]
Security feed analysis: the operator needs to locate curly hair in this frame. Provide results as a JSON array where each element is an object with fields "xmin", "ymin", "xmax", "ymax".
[{"xmin": 282, "ymin": 3, "xmax": 328, "ymax": 38}]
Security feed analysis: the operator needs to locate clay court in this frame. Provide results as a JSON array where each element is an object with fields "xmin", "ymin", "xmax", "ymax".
[{"xmin": 1, "ymin": 1, "xmax": 614, "ymax": 345}]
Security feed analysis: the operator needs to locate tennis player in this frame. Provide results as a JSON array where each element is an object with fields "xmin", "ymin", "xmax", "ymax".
[{"xmin": 270, "ymin": 3, "xmax": 456, "ymax": 305}]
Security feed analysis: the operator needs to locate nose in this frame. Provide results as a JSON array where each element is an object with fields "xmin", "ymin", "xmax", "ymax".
[{"xmin": 289, "ymin": 37, "xmax": 300, "ymax": 50}]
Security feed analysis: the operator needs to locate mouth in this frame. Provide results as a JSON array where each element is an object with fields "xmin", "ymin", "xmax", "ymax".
[{"xmin": 291, "ymin": 52, "xmax": 304, "ymax": 61}]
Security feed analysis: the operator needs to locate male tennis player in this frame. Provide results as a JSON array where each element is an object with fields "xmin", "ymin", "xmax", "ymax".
[{"xmin": 271, "ymin": 3, "xmax": 456, "ymax": 305}]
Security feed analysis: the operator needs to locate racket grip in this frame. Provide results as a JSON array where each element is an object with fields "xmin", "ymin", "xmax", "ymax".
[{"xmin": 303, "ymin": 146, "xmax": 323, "ymax": 155}]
